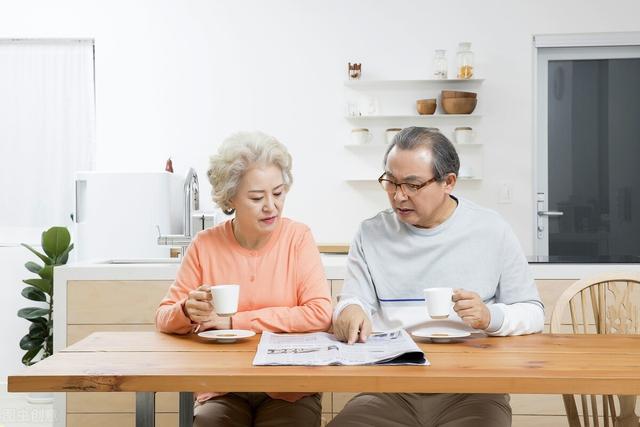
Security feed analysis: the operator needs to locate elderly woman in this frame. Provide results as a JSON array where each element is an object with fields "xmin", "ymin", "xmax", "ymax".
[{"xmin": 156, "ymin": 131, "xmax": 332, "ymax": 427}]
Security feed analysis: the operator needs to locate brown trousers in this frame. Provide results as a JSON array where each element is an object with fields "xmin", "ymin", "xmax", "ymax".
[
  {"xmin": 193, "ymin": 392, "xmax": 322, "ymax": 427},
  {"xmin": 327, "ymin": 393, "xmax": 511, "ymax": 427}
]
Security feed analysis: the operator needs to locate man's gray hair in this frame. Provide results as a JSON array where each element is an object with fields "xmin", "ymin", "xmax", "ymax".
[
  {"xmin": 207, "ymin": 131, "xmax": 293, "ymax": 214},
  {"xmin": 383, "ymin": 126, "xmax": 460, "ymax": 181}
]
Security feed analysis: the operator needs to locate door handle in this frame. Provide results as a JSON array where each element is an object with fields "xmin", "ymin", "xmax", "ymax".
[{"xmin": 537, "ymin": 211, "xmax": 564, "ymax": 217}]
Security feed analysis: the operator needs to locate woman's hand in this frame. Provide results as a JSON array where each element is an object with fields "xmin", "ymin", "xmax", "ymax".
[
  {"xmin": 184, "ymin": 285, "xmax": 231, "ymax": 330},
  {"xmin": 184, "ymin": 285, "xmax": 213, "ymax": 323}
]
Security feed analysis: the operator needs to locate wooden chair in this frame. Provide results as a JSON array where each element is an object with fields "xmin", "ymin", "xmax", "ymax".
[{"xmin": 550, "ymin": 273, "xmax": 640, "ymax": 427}]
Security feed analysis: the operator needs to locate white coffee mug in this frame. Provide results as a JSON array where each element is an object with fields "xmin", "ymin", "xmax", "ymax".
[
  {"xmin": 454, "ymin": 127, "xmax": 474, "ymax": 144},
  {"xmin": 458, "ymin": 164, "xmax": 474, "ymax": 178},
  {"xmin": 210, "ymin": 284, "xmax": 240, "ymax": 316},
  {"xmin": 385, "ymin": 128, "xmax": 402, "ymax": 145},
  {"xmin": 424, "ymin": 287, "xmax": 453, "ymax": 319},
  {"xmin": 351, "ymin": 128, "xmax": 372, "ymax": 144}
]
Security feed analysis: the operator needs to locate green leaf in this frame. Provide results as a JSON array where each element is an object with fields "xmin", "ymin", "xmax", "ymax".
[
  {"xmin": 25, "ymin": 261, "xmax": 42, "ymax": 275},
  {"xmin": 18, "ymin": 307, "xmax": 51, "ymax": 319},
  {"xmin": 42, "ymin": 227, "xmax": 71, "ymax": 259},
  {"xmin": 28, "ymin": 322, "xmax": 48, "ymax": 340},
  {"xmin": 22, "ymin": 278, "xmax": 51, "ymax": 295},
  {"xmin": 39, "ymin": 265, "xmax": 53, "ymax": 280},
  {"xmin": 21, "ymin": 243, "xmax": 52, "ymax": 266},
  {"xmin": 21, "ymin": 286, "xmax": 47, "ymax": 302},
  {"xmin": 29, "ymin": 317, "xmax": 48, "ymax": 326},
  {"xmin": 20, "ymin": 334, "xmax": 44, "ymax": 350},
  {"xmin": 46, "ymin": 335, "xmax": 53, "ymax": 354},
  {"xmin": 22, "ymin": 347, "xmax": 41, "ymax": 366},
  {"xmin": 56, "ymin": 243, "xmax": 74, "ymax": 265}
]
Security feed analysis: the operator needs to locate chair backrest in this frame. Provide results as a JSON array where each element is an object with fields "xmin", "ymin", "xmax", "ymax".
[{"xmin": 550, "ymin": 273, "xmax": 640, "ymax": 427}]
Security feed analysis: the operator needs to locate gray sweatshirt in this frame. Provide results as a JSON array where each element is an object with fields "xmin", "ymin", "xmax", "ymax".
[{"xmin": 334, "ymin": 196, "xmax": 544, "ymax": 336}]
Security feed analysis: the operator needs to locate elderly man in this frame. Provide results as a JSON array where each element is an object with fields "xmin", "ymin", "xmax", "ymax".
[{"xmin": 329, "ymin": 127, "xmax": 544, "ymax": 427}]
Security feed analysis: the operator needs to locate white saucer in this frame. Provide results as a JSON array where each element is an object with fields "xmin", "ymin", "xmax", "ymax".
[
  {"xmin": 411, "ymin": 329, "xmax": 471, "ymax": 343},
  {"xmin": 198, "ymin": 329, "xmax": 255, "ymax": 343}
]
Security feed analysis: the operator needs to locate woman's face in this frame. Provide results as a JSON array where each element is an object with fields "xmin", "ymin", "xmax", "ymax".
[{"xmin": 229, "ymin": 164, "xmax": 287, "ymax": 238}]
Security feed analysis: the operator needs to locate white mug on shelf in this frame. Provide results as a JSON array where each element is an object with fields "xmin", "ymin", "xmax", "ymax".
[
  {"xmin": 385, "ymin": 128, "xmax": 402, "ymax": 145},
  {"xmin": 351, "ymin": 128, "xmax": 372, "ymax": 145},
  {"xmin": 458, "ymin": 164, "xmax": 474, "ymax": 178},
  {"xmin": 454, "ymin": 127, "xmax": 475, "ymax": 144}
]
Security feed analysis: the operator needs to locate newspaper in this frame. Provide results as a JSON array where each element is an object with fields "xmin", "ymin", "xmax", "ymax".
[{"xmin": 252, "ymin": 329, "xmax": 428, "ymax": 366}]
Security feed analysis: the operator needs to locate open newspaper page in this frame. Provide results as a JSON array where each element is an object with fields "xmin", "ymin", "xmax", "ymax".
[{"xmin": 253, "ymin": 329, "xmax": 428, "ymax": 366}]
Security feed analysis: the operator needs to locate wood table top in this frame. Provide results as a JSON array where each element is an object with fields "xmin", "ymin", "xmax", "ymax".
[{"xmin": 9, "ymin": 332, "xmax": 640, "ymax": 395}]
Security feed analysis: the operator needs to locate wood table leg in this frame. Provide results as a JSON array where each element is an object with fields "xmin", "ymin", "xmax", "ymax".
[
  {"xmin": 136, "ymin": 392, "xmax": 156, "ymax": 427},
  {"xmin": 180, "ymin": 392, "xmax": 194, "ymax": 427}
]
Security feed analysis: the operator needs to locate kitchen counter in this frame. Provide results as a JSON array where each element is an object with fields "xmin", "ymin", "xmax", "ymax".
[{"xmin": 56, "ymin": 255, "xmax": 640, "ymax": 283}]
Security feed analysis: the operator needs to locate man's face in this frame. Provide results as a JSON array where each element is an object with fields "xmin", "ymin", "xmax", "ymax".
[{"xmin": 383, "ymin": 146, "xmax": 454, "ymax": 228}]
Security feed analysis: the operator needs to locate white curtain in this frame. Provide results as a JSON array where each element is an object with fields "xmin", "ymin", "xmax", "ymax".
[{"xmin": 0, "ymin": 39, "xmax": 95, "ymax": 244}]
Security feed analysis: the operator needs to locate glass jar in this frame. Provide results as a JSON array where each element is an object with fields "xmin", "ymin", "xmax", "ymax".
[
  {"xmin": 456, "ymin": 42, "xmax": 474, "ymax": 79},
  {"xmin": 433, "ymin": 49, "xmax": 447, "ymax": 79}
]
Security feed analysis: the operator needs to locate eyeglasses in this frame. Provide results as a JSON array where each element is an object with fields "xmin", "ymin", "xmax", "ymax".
[{"xmin": 378, "ymin": 173, "xmax": 438, "ymax": 195}]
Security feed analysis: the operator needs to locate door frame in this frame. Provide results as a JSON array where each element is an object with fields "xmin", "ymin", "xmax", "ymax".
[{"xmin": 532, "ymin": 32, "xmax": 640, "ymax": 256}]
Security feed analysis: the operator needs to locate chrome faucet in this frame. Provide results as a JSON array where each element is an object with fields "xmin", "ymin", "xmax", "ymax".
[{"xmin": 157, "ymin": 167, "xmax": 200, "ymax": 257}]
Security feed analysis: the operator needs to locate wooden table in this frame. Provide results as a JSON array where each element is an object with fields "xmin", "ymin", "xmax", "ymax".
[{"xmin": 8, "ymin": 332, "xmax": 640, "ymax": 427}]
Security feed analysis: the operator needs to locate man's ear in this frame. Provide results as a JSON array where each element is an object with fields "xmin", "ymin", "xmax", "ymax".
[{"xmin": 443, "ymin": 173, "xmax": 457, "ymax": 194}]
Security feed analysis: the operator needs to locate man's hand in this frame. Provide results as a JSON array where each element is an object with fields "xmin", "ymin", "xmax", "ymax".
[
  {"xmin": 333, "ymin": 305, "xmax": 372, "ymax": 344},
  {"xmin": 452, "ymin": 289, "xmax": 491, "ymax": 330}
]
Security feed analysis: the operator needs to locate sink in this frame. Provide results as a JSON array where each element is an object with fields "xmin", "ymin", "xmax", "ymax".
[{"xmin": 98, "ymin": 258, "xmax": 181, "ymax": 264}]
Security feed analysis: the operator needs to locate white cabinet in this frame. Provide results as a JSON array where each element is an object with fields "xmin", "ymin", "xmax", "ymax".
[{"xmin": 343, "ymin": 79, "xmax": 484, "ymax": 182}]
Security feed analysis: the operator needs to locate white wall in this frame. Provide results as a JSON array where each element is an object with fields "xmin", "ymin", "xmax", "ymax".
[{"xmin": 2, "ymin": 1, "xmax": 640, "ymax": 243}]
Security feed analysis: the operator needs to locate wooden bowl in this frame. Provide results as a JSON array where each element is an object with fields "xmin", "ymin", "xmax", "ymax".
[
  {"xmin": 441, "ymin": 98, "xmax": 477, "ymax": 114},
  {"xmin": 416, "ymin": 99, "xmax": 436, "ymax": 115},
  {"xmin": 441, "ymin": 90, "xmax": 477, "ymax": 99}
]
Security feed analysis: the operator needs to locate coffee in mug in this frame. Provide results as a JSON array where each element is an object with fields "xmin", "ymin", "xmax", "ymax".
[
  {"xmin": 423, "ymin": 287, "xmax": 453, "ymax": 319},
  {"xmin": 210, "ymin": 284, "xmax": 240, "ymax": 316}
]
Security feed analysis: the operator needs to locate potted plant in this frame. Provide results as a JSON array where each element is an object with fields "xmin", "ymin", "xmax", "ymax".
[{"xmin": 19, "ymin": 226, "xmax": 73, "ymax": 367}]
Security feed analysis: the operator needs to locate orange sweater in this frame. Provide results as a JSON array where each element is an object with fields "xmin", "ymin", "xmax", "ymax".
[{"xmin": 156, "ymin": 217, "xmax": 332, "ymax": 402}]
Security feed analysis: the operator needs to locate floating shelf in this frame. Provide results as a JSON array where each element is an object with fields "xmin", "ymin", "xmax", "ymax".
[
  {"xmin": 344, "ymin": 79, "xmax": 485, "ymax": 89},
  {"xmin": 345, "ymin": 114, "xmax": 482, "ymax": 120},
  {"xmin": 344, "ymin": 143, "xmax": 389, "ymax": 148}
]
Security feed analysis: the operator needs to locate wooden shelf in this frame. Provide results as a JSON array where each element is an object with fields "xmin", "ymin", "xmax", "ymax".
[
  {"xmin": 344, "ymin": 79, "xmax": 484, "ymax": 89},
  {"xmin": 344, "ymin": 143, "xmax": 389, "ymax": 148},
  {"xmin": 345, "ymin": 114, "xmax": 482, "ymax": 120}
]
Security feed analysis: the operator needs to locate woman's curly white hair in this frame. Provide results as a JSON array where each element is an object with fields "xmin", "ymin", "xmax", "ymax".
[{"xmin": 207, "ymin": 131, "xmax": 293, "ymax": 214}]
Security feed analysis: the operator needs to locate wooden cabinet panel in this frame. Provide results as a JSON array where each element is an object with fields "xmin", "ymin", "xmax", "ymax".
[
  {"xmin": 68, "ymin": 324, "xmax": 156, "ymax": 345},
  {"xmin": 67, "ymin": 413, "xmax": 178, "ymax": 427},
  {"xmin": 512, "ymin": 415, "xmax": 570, "ymax": 426},
  {"xmin": 535, "ymin": 279, "xmax": 577, "ymax": 324},
  {"xmin": 321, "ymin": 391, "xmax": 331, "ymax": 413},
  {"xmin": 67, "ymin": 280, "xmax": 172, "ymax": 324},
  {"xmin": 67, "ymin": 392, "xmax": 178, "ymax": 413}
]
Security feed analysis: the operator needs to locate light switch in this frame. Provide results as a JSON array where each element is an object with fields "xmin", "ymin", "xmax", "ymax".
[{"xmin": 498, "ymin": 181, "xmax": 513, "ymax": 204}]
